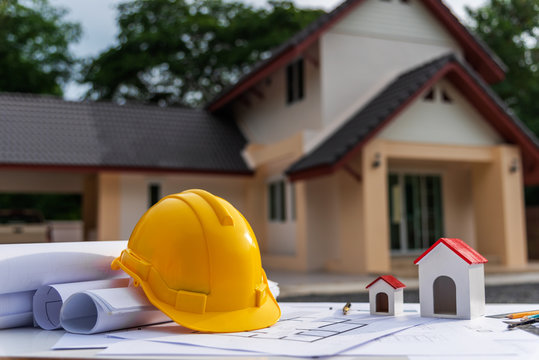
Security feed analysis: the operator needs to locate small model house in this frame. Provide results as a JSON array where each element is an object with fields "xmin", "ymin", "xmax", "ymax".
[
  {"xmin": 414, "ymin": 238, "xmax": 488, "ymax": 319},
  {"xmin": 366, "ymin": 275, "xmax": 406, "ymax": 316}
]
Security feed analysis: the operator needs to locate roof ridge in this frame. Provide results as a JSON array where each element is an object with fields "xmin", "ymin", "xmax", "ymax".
[{"xmin": 414, "ymin": 238, "xmax": 488, "ymax": 265}]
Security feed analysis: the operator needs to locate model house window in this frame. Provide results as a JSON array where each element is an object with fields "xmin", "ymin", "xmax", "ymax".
[
  {"xmin": 388, "ymin": 173, "xmax": 444, "ymax": 253},
  {"xmin": 148, "ymin": 183, "xmax": 161, "ymax": 208},
  {"xmin": 286, "ymin": 58, "xmax": 304, "ymax": 104}
]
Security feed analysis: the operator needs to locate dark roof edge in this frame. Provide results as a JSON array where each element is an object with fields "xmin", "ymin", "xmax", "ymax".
[
  {"xmin": 0, "ymin": 163, "xmax": 254, "ymax": 176},
  {"xmin": 286, "ymin": 54, "xmax": 539, "ymax": 182}
]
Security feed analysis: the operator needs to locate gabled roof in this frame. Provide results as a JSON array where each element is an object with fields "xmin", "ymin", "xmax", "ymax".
[
  {"xmin": 286, "ymin": 54, "xmax": 539, "ymax": 184},
  {"xmin": 414, "ymin": 238, "xmax": 488, "ymax": 265},
  {"xmin": 366, "ymin": 275, "xmax": 406, "ymax": 290},
  {"xmin": 207, "ymin": 0, "xmax": 505, "ymax": 112},
  {"xmin": 0, "ymin": 93, "xmax": 251, "ymax": 174}
]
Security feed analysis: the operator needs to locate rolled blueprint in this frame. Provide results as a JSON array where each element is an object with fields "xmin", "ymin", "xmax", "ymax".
[
  {"xmin": 60, "ymin": 286, "xmax": 171, "ymax": 334},
  {"xmin": 0, "ymin": 241, "xmax": 127, "ymax": 329},
  {"xmin": 0, "ymin": 241, "xmax": 127, "ymax": 295},
  {"xmin": 0, "ymin": 291, "xmax": 34, "ymax": 329},
  {"xmin": 33, "ymin": 278, "xmax": 130, "ymax": 330}
]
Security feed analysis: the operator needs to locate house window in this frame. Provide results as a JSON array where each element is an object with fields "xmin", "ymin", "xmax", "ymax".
[
  {"xmin": 268, "ymin": 180, "xmax": 286, "ymax": 222},
  {"xmin": 148, "ymin": 183, "xmax": 161, "ymax": 208},
  {"xmin": 423, "ymin": 88, "xmax": 435, "ymax": 101},
  {"xmin": 388, "ymin": 173, "xmax": 444, "ymax": 253},
  {"xmin": 286, "ymin": 58, "xmax": 304, "ymax": 104}
]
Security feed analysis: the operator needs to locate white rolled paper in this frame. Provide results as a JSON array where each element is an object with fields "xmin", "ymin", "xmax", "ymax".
[
  {"xmin": 0, "ymin": 291, "xmax": 34, "ymax": 328},
  {"xmin": 60, "ymin": 286, "xmax": 171, "ymax": 334},
  {"xmin": 33, "ymin": 278, "xmax": 130, "ymax": 330},
  {"xmin": 0, "ymin": 241, "xmax": 127, "ymax": 295},
  {"xmin": 0, "ymin": 241, "xmax": 127, "ymax": 329}
]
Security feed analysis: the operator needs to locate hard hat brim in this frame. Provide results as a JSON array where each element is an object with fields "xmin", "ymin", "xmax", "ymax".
[
  {"xmin": 113, "ymin": 255, "xmax": 281, "ymax": 333},
  {"xmin": 139, "ymin": 276, "xmax": 281, "ymax": 333}
]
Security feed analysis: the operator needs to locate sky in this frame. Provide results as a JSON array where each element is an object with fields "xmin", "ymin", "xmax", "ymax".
[{"xmin": 48, "ymin": 0, "xmax": 488, "ymax": 99}]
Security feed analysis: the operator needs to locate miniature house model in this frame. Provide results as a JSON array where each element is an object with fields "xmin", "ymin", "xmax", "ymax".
[
  {"xmin": 414, "ymin": 238, "xmax": 488, "ymax": 319},
  {"xmin": 366, "ymin": 275, "xmax": 406, "ymax": 316}
]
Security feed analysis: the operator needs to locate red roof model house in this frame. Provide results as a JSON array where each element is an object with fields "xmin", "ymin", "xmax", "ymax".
[
  {"xmin": 366, "ymin": 275, "xmax": 406, "ymax": 316},
  {"xmin": 414, "ymin": 238, "xmax": 488, "ymax": 319}
]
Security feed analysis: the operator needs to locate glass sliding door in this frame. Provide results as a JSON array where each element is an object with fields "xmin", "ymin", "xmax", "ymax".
[{"xmin": 389, "ymin": 173, "xmax": 444, "ymax": 253}]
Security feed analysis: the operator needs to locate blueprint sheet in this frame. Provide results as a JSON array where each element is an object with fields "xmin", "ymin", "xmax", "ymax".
[{"xmin": 148, "ymin": 302, "xmax": 433, "ymax": 357}]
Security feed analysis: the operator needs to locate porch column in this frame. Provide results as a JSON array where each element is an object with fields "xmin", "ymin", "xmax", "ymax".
[
  {"xmin": 472, "ymin": 145, "xmax": 527, "ymax": 268},
  {"xmin": 361, "ymin": 140, "xmax": 391, "ymax": 273},
  {"xmin": 97, "ymin": 172, "xmax": 121, "ymax": 241}
]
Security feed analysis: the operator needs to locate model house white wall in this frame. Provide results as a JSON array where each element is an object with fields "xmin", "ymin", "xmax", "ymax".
[{"xmin": 416, "ymin": 242, "xmax": 486, "ymax": 319}]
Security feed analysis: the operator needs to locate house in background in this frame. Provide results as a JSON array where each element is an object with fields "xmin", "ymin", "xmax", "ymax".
[{"xmin": 1, "ymin": 0, "xmax": 538, "ymax": 275}]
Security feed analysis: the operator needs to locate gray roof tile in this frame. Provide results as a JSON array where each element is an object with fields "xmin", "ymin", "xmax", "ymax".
[{"xmin": 0, "ymin": 93, "xmax": 250, "ymax": 173}]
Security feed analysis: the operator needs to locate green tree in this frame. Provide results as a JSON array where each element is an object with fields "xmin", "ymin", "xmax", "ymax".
[
  {"xmin": 82, "ymin": 0, "xmax": 324, "ymax": 107},
  {"xmin": 466, "ymin": 0, "xmax": 539, "ymax": 135},
  {"xmin": 0, "ymin": 0, "xmax": 81, "ymax": 96}
]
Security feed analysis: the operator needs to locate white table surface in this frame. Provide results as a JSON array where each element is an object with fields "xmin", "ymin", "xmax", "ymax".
[{"xmin": 0, "ymin": 302, "xmax": 537, "ymax": 359}]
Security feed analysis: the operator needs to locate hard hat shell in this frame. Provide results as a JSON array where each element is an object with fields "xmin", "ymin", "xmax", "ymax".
[{"xmin": 111, "ymin": 189, "xmax": 280, "ymax": 333}]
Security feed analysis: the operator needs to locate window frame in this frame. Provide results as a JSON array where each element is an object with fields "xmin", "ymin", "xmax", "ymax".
[{"xmin": 286, "ymin": 58, "xmax": 305, "ymax": 105}]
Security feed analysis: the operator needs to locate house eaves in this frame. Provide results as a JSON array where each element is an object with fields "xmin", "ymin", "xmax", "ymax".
[{"xmin": 285, "ymin": 54, "xmax": 539, "ymax": 185}]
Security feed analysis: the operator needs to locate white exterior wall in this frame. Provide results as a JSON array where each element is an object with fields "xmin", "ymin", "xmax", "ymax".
[
  {"xmin": 417, "ymin": 244, "xmax": 475, "ymax": 319},
  {"xmin": 118, "ymin": 173, "xmax": 248, "ymax": 240},
  {"xmin": 377, "ymin": 80, "xmax": 503, "ymax": 146},
  {"xmin": 320, "ymin": 0, "xmax": 461, "ymax": 131},
  {"xmin": 368, "ymin": 281, "xmax": 402, "ymax": 316},
  {"xmin": 233, "ymin": 48, "xmax": 322, "ymax": 145}
]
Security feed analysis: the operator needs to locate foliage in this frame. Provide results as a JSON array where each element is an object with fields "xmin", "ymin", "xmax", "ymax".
[
  {"xmin": 0, "ymin": 193, "xmax": 82, "ymax": 220},
  {"xmin": 0, "ymin": 0, "xmax": 81, "ymax": 96},
  {"xmin": 466, "ymin": 0, "xmax": 539, "ymax": 136},
  {"xmin": 81, "ymin": 0, "xmax": 324, "ymax": 107}
]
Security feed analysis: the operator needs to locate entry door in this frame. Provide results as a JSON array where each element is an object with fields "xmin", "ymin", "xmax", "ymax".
[{"xmin": 388, "ymin": 173, "xmax": 444, "ymax": 253}]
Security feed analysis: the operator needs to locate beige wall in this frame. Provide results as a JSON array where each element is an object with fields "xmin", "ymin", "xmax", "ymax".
[
  {"xmin": 114, "ymin": 173, "xmax": 249, "ymax": 240},
  {"xmin": 472, "ymin": 146, "xmax": 528, "ymax": 268},
  {"xmin": 0, "ymin": 169, "xmax": 84, "ymax": 193},
  {"xmin": 245, "ymin": 134, "xmax": 309, "ymax": 271},
  {"xmin": 97, "ymin": 172, "xmax": 121, "ymax": 241},
  {"xmin": 233, "ymin": 44, "xmax": 322, "ymax": 145}
]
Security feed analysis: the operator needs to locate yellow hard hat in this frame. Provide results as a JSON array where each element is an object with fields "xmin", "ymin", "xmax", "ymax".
[{"xmin": 111, "ymin": 189, "xmax": 280, "ymax": 333}]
